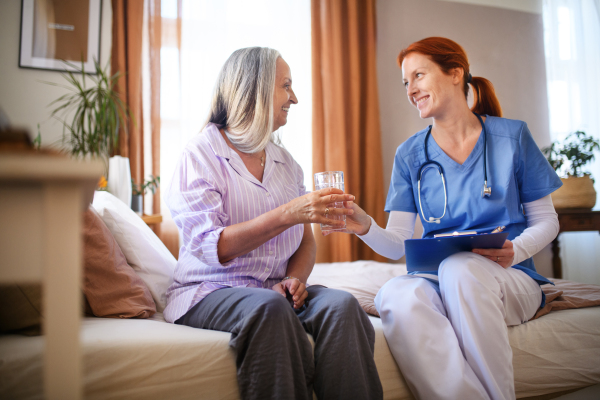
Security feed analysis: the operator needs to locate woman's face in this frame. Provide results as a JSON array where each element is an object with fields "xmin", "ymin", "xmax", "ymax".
[
  {"xmin": 272, "ymin": 57, "xmax": 298, "ymax": 132},
  {"xmin": 402, "ymin": 52, "xmax": 462, "ymax": 119}
]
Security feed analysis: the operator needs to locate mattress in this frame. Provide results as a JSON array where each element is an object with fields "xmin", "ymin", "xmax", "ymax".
[{"xmin": 1, "ymin": 262, "xmax": 599, "ymax": 399}]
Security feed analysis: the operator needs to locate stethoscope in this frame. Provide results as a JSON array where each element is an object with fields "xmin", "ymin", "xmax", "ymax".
[{"xmin": 417, "ymin": 113, "xmax": 491, "ymax": 224}]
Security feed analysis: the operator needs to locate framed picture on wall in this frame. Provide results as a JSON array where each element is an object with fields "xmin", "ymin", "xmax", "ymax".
[{"xmin": 19, "ymin": 0, "xmax": 102, "ymax": 73}]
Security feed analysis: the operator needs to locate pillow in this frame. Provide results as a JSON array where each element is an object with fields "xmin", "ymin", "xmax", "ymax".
[
  {"xmin": 92, "ymin": 191, "xmax": 176, "ymax": 311},
  {"xmin": 83, "ymin": 207, "xmax": 156, "ymax": 318},
  {"xmin": 0, "ymin": 207, "xmax": 156, "ymax": 335}
]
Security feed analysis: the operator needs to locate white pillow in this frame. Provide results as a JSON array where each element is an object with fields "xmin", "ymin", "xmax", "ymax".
[{"xmin": 92, "ymin": 191, "xmax": 175, "ymax": 312}]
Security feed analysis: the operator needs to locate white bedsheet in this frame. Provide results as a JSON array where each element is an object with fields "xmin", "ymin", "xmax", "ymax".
[{"xmin": 1, "ymin": 262, "xmax": 599, "ymax": 399}]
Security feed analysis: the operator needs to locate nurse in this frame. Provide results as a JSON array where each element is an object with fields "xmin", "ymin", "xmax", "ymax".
[{"xmin": 331, "ymin": 37, "xmax": 562, "ymax": 400}]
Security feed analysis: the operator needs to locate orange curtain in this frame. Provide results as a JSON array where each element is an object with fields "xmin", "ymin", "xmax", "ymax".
[
  {"xmin": 311, "ymin": 0, "xmax": 386, "ymax": 263},
  {"xmin": 148, "ymin": 0, "xmax": 161, "ymax": 218},
  {"xmin": 111, "ymin": 0, "xmax": 143, "ymax": 181},
  {"xmin": 111, "ymin": 0, "xmax": 162, "ymax": 222}
]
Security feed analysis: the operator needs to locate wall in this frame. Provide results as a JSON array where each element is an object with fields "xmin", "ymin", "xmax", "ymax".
[
  {"xmin": 376, "ymin": 0, "xmax": 554, "ymax": 276},
  {"xmin": 0, "ymin": 0, "xmax": 112, "ymax": 146}
]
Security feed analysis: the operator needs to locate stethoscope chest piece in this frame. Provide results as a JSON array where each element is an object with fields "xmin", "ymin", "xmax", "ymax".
[{"xmin": 482, "ymin": 181, "xmax": 492, "ymax": 198}]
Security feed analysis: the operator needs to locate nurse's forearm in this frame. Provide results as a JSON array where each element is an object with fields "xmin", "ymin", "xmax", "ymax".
[
  {"xmin": 357, "ymin": 211, "xmax": 416, "ymax": 260},
  {"xmin": 511, "ymin": 195, "xmax": 559, "ymax": 266}
]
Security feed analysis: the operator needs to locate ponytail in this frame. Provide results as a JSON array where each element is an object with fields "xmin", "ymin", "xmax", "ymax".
[
  {"xmin": 470, "ymin": 76, "xmax": 502, "ymax": 117},
  {"xmin": 398, "ymin": 37, "xmax": 503, "ymax": 117}
]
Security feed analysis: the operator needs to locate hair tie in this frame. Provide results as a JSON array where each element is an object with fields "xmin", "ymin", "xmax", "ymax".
[{"xmin": 467, "ymin": 73, "xmax": 472, "ymax": 83}]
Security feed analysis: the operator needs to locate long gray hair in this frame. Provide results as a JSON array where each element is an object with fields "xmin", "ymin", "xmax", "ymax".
[{"xmin": 206, "ymin": 47, "xmax": 281, "ymax": 153}]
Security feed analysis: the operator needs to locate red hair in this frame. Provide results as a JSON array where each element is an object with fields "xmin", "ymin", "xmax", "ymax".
[{"xmin": 398, "ymin": 37, "xmax": 502, "ymax": 117}]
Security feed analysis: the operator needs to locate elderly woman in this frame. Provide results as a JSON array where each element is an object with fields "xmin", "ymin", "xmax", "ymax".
[
  {"xmin": 163, "ymin": 47, "xmax": 383, "ymax": 400},
  {"xmin": 333, "ymin": 37, "xmax": 562, "ymax": 400}
]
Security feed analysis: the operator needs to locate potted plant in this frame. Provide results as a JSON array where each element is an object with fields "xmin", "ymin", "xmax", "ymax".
[
  {"xmin": 43, "ymin": 59, "xmax": 130, "ymax": 168},
  {"xmin": 131, "ymin": 175, "xmax": 160, "ymax": 216},
  {"xmin": 542, "ymin": 130, "xmax": 600, "ymax": 209},
  {"xmin": 43, "ymin": 59, "xmax": 133, "ymax": 205}
]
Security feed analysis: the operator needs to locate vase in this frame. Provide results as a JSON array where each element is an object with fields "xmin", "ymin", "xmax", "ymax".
[
  {"xmin": 551, "ymin": 175, "xmax": 597, "ymax": 209},
  {"xmin": 107, "ymin": 156, "xmax": 132, "ymax": 207},
  {"xmin": 131, "ymin": 193, "xmax": 143, "ymax": 216}
]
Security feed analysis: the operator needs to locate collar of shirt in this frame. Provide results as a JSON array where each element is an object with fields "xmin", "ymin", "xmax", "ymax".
[{"xmin": 204, "ymin": 123, "xmax": 288, "ymax": 187}]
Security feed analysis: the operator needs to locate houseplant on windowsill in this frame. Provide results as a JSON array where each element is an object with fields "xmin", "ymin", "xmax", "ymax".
[
  {"xmin": 542, "ymin": 130, "xmax": 600, "ymax": 209},
  {"xmin": 131, "ymin": 175, "xmax": 160, "ymax": 216}
]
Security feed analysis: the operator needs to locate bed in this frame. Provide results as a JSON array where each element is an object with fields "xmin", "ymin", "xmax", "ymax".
[
  {"xmin": 1, "ymin": 190, "xmax": 599, "ymax": 399},
  {"xmin": 1, "ymin": 259, "xmax": 599, "ymax": 399}
]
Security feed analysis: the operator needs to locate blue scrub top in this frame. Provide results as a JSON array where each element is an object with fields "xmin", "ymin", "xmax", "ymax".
[{"xmin": 385, "ymin": 116, "xmax": 562, "ymax": 289}]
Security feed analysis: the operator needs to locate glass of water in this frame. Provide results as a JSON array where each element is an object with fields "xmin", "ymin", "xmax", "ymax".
[{"xmin": 314, "ymin": 171, "xmax": 346, "ymax": 231}]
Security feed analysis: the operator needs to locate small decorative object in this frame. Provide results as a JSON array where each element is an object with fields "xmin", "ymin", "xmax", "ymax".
[
  {"xmin": 131, "ymin": 175, "xmax": 160, "ymax": 216},
  {"xmin": 19, "ymin": 0, "xmax": 102, "ymax": 73},
  {"xmin": 97, "ymin": 176, "xmax": 108, "ymax": 191},
  {"xmin": 543, "ymin": 131, "xmax": 600, "ymax": 209}
]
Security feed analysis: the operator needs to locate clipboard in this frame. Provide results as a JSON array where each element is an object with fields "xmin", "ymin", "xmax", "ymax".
[{"xmin": 405, "ymin": 231, "xmax": 510, "ymax": 272}]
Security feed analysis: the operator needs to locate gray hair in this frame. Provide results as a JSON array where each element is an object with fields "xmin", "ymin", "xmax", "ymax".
[{"xmin": 206, "ymin": 47, "xmax": 281, "ymax": 153}]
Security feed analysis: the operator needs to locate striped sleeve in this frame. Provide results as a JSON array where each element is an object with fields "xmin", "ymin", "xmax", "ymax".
[{"xmin": 166, "ymin": 150, "xmax": 233, "ymax": 268}]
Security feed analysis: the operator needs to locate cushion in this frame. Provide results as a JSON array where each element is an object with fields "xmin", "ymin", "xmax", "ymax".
[
  {"xmin": 92, "ymin": 191, "xmax": 176, "ymax": 312},
  {"xmin": 83, "ymin": 207, "xmax": 156, "ymax": 318}
]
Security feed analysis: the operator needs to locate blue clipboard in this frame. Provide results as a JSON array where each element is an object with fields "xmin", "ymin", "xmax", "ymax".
[{"xmin": 405, "ymin": 231, "xmax": 510, "ymax": 272}]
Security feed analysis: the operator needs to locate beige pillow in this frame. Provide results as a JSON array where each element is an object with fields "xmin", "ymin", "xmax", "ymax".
[{"xmin": 83, "ymin": 207, "xmax": 156, "ymax": 318}]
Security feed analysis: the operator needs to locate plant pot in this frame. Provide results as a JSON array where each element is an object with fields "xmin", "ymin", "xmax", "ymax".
[
  {"xmin": 131, "ymin": 194, "xmax": 143, "ymax": 216},
  {"xmin": 551, "ymin": 175, "xmax": 597, "ymax": 209}
]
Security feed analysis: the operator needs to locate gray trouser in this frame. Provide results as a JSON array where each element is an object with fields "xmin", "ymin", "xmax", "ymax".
[{"xmin": 176, "ymin": 285, "xmax": 383, "ymax": 400}]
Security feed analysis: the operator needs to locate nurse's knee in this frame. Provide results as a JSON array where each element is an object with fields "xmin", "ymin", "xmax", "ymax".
[
  {"xmin": 375, "ymin": 276, "xmax": 438, "ymax": 315},
  {"xmin": 439, "ymin": 252, "xmax": 495, "ymax": 291}
]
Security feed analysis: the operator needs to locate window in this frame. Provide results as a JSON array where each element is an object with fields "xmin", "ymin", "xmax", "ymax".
[{"xmin": 159, "ymin": 0, "xmax": 312, "ymax": 219}]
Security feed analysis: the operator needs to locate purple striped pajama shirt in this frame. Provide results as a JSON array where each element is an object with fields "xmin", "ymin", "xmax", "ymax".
[{"xmin": 163, "ymin": 123, "xmax": 307, "ymax": 323}]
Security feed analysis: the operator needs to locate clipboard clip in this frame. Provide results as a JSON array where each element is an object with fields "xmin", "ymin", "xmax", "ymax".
[{"xmin": 434, "ymin": 230, "xmax": 478, "ymax": 238}]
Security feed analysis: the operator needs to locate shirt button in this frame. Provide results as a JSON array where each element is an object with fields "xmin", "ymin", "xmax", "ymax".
[
  {"xmin": 269, "ymin": 251, "xmax": 273, "ymax": 255},
  {"xmin": 265, "ymin": 267, "xmax": 269, "ymax": 272},
  {"xmin": 266, "ymin": 192, "xmax": 270, "ymax": 197}
]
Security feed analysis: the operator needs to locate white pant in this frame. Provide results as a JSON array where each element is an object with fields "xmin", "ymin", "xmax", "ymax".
[{"xmin": 375, "ymin": 252, "xmax": 542, "ymax": 400}]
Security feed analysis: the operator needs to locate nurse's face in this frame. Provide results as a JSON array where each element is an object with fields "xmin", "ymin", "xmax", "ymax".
[{"xmin": 402, "ymin": 53, "xmax": 462, "ymax": 120}]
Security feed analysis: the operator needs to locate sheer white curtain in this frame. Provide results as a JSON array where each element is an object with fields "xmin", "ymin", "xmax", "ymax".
[
  {"xmin": 543, "ymin": 0, "xmax": 600, "ymax": 284},
  {"xmin": 159, "ymin": 0, "xmax": 312, "ymax": 226}
]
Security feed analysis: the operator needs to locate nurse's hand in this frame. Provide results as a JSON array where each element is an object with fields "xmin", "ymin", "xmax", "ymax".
[
  {"xmin": 322, "ymin": 201, "xmax": 372, "ymax": 236},
  {"xmin": 472, "ymin": 240, "xmax": 515, "ymax": 269}
]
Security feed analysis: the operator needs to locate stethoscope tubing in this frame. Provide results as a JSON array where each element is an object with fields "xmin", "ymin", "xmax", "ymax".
[{"xmin": 418, "ymin": 112, "xmax": 489, "ymax": 224}]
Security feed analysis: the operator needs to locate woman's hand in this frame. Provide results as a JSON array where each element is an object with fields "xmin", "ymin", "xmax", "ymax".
[
  {"xmin": 271, "ymin": 278, "xmax": 308, "ymax": 309},
  {"xmin": 472, "ymin": 240, "xmax": 515, "ymax": 269},
  {"xmin": 282, "ymin": 188, "xmax": 355, "ymax": 228},
  {"xmin": 322, "ymin": 200, "xmax": 372, "ymax": 236}
]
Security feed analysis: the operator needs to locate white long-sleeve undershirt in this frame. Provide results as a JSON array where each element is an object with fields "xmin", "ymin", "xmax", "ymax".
[{"xmin": 357, "ymin": 195, "xmax": 559, "ymax": 266}]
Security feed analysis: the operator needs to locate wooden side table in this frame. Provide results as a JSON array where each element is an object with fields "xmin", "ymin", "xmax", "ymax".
[
  {"xmin": 142, "ymin": 213, "xmax": 163, "ymax": 225},
  {"xmin": 552, "ymin": 209, "xmax": 600, "ymax": 279},
  {"xmin": 0, "ymin": 154, "xmax": 102, "ymax": 400}
]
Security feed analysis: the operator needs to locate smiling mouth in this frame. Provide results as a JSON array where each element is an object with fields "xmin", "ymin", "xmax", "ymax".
[
  {"xmin": 282, "ymin": 107, "xmax": 289, "ymax": 112},
  {"xmin": 415, "ymin": 96, "xmax": 429, "ymax": 107}
]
